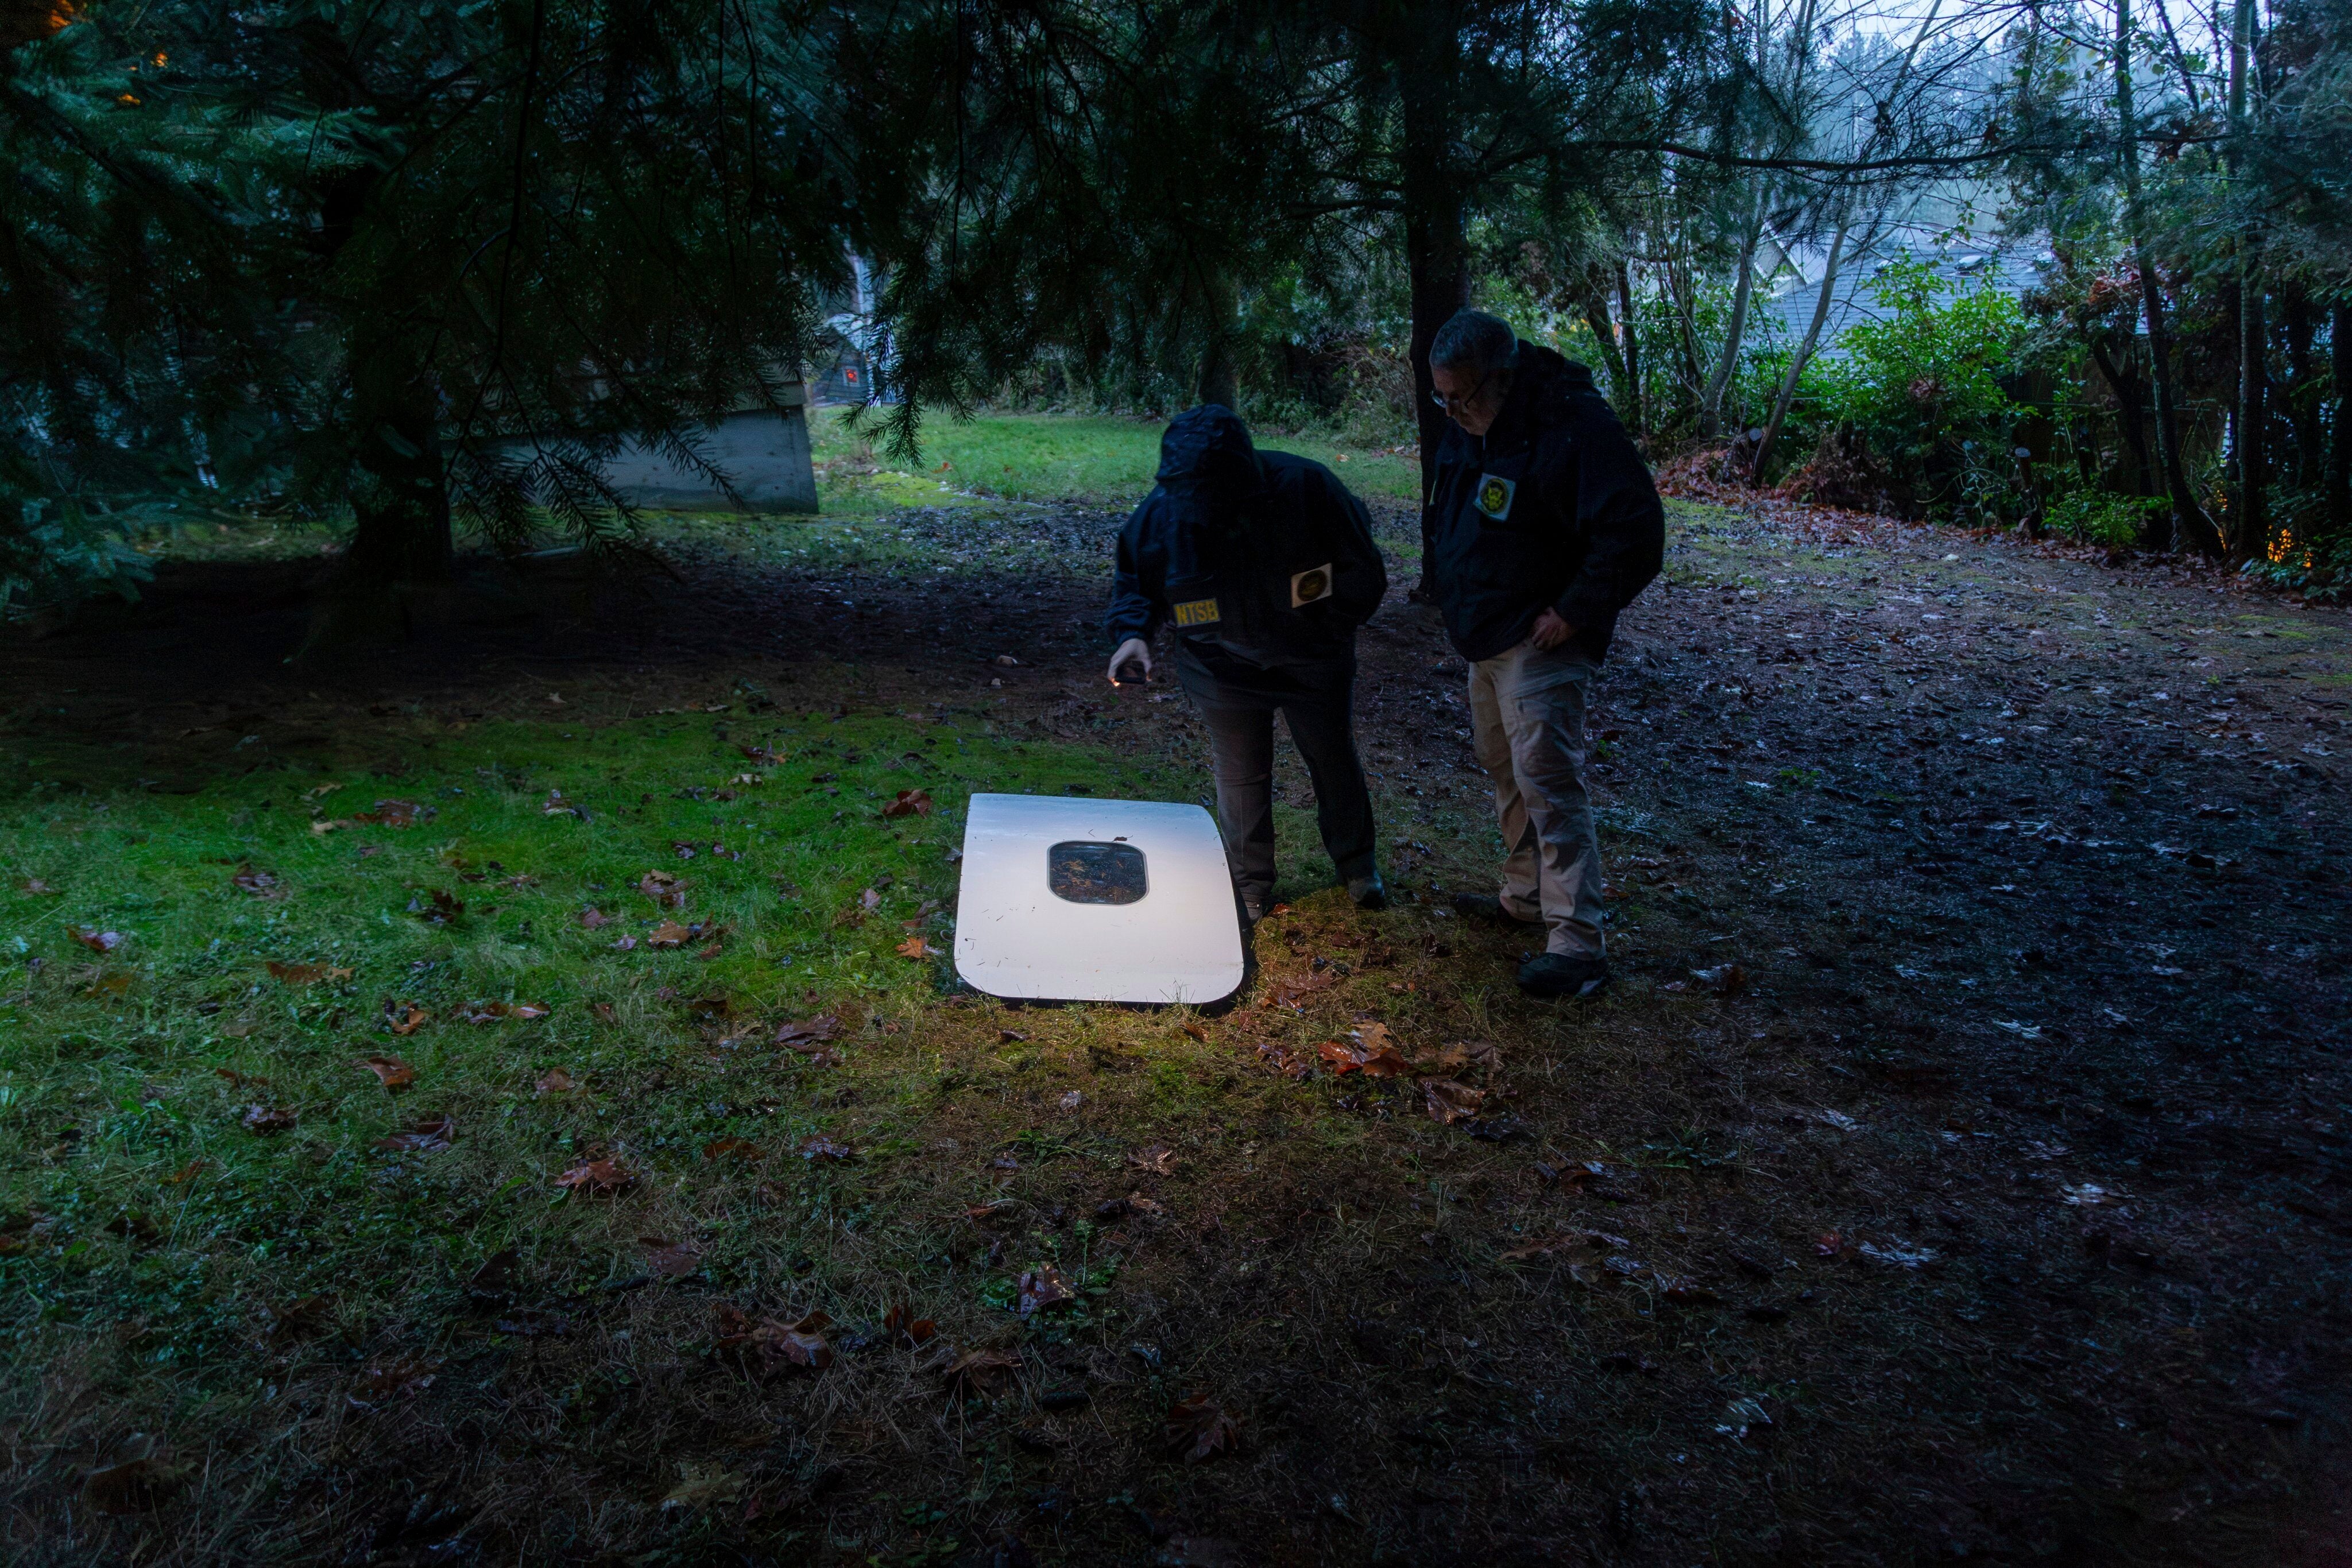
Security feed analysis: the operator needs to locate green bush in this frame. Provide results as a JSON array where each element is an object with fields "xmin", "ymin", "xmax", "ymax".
[
  {"xmin": 1811, "ymin": 257, "xmax": 2026, "ymax": 516},
  {"xmin": 2044, "ymin": 487, "xmax": 2163, "ymax": 547}
]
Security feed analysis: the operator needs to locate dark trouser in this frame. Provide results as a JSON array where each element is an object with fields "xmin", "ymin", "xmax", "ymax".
[{"xmin": 1173, "ymin": 643, "xmax": 1376, "ymax": 913}]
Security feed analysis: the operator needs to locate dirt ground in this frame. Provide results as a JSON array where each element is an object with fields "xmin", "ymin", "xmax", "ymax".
[{"xmin": 5, "ymin": 490, "xmax": 2351, "ymax": 1567}]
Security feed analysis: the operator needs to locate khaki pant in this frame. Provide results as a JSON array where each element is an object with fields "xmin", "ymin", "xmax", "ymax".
[{"xmin": 1467, "ymin": 639, "xmax": 1605, "ymax": 958}]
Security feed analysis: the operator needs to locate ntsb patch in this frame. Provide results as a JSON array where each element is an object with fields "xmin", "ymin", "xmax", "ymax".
[
  {"xmin": 1171, "ymin": 597, "xmax": 1222, "ymax": 628},
  {"xmin": 1475, "ymin": 474, "xmax": 1517, "ymax": 520},
  {"xmin": 1289, "ymin": 563, "xmax": 1334, "ymax": 607}
]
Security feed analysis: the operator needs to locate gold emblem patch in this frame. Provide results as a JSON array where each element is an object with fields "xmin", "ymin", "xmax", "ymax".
[
  {"xmin": 1475, "ymin": 474, "xmax": 1516, "ymax": 520},
  {"xmin": 1290, "ymin": 563, "xmax": 1334, "ymax": 607},
  {"xmin": 1171, "ymin": 597, "xmax": 1221, "ymax": 628}
]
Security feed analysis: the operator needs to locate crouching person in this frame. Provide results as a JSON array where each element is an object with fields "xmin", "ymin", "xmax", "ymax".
[
  {"xmin": 1106, "ymin": 405, "xmax": 1388, "ymax": 922},
  {"xmin": 1421, "ymin": 310, "xmax": 1664, "ymax": 998}
]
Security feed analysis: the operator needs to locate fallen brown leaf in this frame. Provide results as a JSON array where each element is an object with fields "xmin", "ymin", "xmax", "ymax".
[
  {"xmin": 404, "ymin": 889, "xmax": 464, "ymax": 924},
  {"xmin": 713, "ymin": 1303, "xmax": 833, "ymax": 1375},
  {"xmin": 1016, "ymin": 1265, "xmax": 1076, "ymax": 1316},
  {"xmin": 358, "ymin": 1354, "xmax": 440, "ymax": 1397},
  {"xmin": 354, "ymin": 799, "xmax": 432, "ymax": 828},
  {"xmin": 1693, "ymin": 962, "xmax": 1748, "ymax": 997},
  {"xmin": 1165, "ymin": 1392, "xmax": 1241, "ymax": 1462},
  {"xmin": 1422, "ymin": 1078, "xmax": 1487, "ymax": 1126},
  {"xmin": 647, "ymin": 920, "xmax": 693, "ymax": 948},
  {"xmin": 374, "ymin": 1116, "xmax": 455, "ymax": 1153},
  {"xmin": 1498, "ymin": 1233, "xmax": 1581, "ymax": 1263},
  {"xmin": 578, "ymin": 907, "xmax": 613, "ymax": 929},
  {"xmin": 942, "ymin": 1346, "xmax": 1022, "ymax": 1395},
  {"xmin": 638, "ymin": 870, "xmax": 688, "ymax": 909},
  {"xmin": 356, "ymin": 1055, "xmax": 414, "ymax": 1091},
  {"xmin": 18, "ymin": 877, "xmax": 58, "ymax": 895},
  {"xmin": 69, "ymin": 927, "xmax": 125, "ymax": 954},
  {"xmin": 230, "ymin": 864, "xmax": 281, "ymax": 897},
  {"xmin": 1125, "ymin": 1144, "xmax": 1178, "ymax": 1176},
  {"xmin": 659, "ymin": 1463, "xmax": 744, "ymax": 1512},
  {"xmin": 382, "ymin": 1001, "xmax": 429, "ymax": 1035},
  {"xmin": 639, "ymin": 1236, "xmax": 702, "ymax": 1277},
  {"xmin": 702, "ymin": 1136, "xmax": 764, "ymax": 1161},
  {"xmin": 242, "ymin": 1105, "xmax": 296, "ymax": 1135},
  {"xmin": 455, "ymin": 1000, "xmax": 551, "ymax": 1024},
  {"xmin": 267, "ymin": 959, "xmax": 352, "ymax": 986},
  {"xmin": 535, "ymin": 1067, "xmax": 576, "ymax": 1097},
  {"xmin": 884, "ymin": 1303, "xmax": 938, "ymax": 1346},
  {"xmin": 860, "ymin": 886, "xmax": 883, "ymax": 911},
  {"xmin": 895, "ymin": 935, "xmax": 937, "ymax": 959},
  {"xmin": 1266, "ymin": 971, "xmax": 1336, "ymax": 1010},
  {"xmin": 556, "ymin": 1158, "xmax": 633, "ymax": 1197},
  {"xmin": 798, "ymin": 1135, "xmax": 853, "ymax": 1163},
  {"xmin": 880, "ymin": 788, "xmax": 934, "ymax": 818}
]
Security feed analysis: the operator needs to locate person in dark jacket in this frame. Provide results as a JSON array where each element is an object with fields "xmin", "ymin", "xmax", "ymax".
[
  {"xmin": 1421, "ymin": 309, "xmax": 1664, "ymax": 998},
  {"xmin": 1107, "ymin": 405, "xmax": 1388, "ymax": 920}
]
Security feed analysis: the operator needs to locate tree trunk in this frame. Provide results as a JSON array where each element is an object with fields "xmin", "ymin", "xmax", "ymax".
[
  {"xmin": 1616, "ymin": 260, "xmax": 1645, "ymax": 445},
  {"xmin": 1701, "ymin": 206, "xmax": 1763, "ymax": 439},
  {"xmin": 2229, "ymin": 0, "xmax": 2264, "ymax": 564},
  {"xmin": 2116, "ymin": 0, "xmax": 2224, "ymax": 555},
  {"xmin": 2086, "ymin": 335, "xmax": 2156, "ymax": 498},
  {"xmin": 1665, "ymin": 257, "xmax": 1703, "ymax": 430},
  {"xmin": 1196, "ymin": 272, "xmax": 1240, "ymax": 411},
  {"xmin": 1751, "ymin": 219, "xmax": 1848, "ymax": 485},
  {"xmin": 345, "ymin": 332, "xmax": 453, "ymax": 585},
  {"xmin": 2331, "ymin": 303, "xmax": 2352, "ymax": 539},
  {"xmin": 1400, "ymin": 19, "xmax": 1468, "ymax": 508},
  {"xmin": 1579, "ymin": 280, "xmax": 1631, "ymax": 413},
  {"xmin": 2234, "ymin": 274, "xmax": 2266, "ymax": 563},
  {"xmin": 2281, "ymin": 291, "xmax": 2320, "ymax": 489}
]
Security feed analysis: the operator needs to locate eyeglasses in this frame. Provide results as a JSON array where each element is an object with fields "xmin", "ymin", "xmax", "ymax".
[{"xmin": 1429, "ymin": 371, "xmax": 1495, "ymax": 412}]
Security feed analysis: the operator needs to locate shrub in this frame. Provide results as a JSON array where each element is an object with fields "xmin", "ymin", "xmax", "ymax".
[
  {"xmin": 2044, "ymin": 487, "xmax": 2164, "ymax": 547},
  {"xmin": 1811, "ymin": 257, "xmax": 2026, "ymax": 518}
]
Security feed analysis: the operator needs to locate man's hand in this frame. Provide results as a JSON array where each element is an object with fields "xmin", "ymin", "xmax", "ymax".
[
  {"xmin": 1107, "ymin": 637, "xmax": 1153, "ymax": 685},
  {"xmin": 1530, "ymin": 608, "xmax": 1576, "ymax": 651}
]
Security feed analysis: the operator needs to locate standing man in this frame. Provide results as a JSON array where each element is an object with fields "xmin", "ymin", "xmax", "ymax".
[
  {"xmin": 1106, "ymin": 404, "xmax": 1388, "ymax": 922},
  {"xmin": 1421, "ymin": 310, "xmax": 1664, "ymax": 998}
]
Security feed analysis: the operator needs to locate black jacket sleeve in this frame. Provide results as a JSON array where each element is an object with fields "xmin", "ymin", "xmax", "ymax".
[
  {"xmin": 1547, "ymin": 404, "xmax": 1665, "ymax": 635},
  {"xmin": 1319, "ymin": 470, "xmax": 1387, "ymax": 629},
  {"xmin": 1105, "ymin": 505, "xmax": 1162, "ymax": 646}
]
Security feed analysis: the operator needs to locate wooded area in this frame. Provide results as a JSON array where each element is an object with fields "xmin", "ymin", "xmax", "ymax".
[{"xmin": 5, "ymin": 0, "xmax": 2350, "ymax": 609}]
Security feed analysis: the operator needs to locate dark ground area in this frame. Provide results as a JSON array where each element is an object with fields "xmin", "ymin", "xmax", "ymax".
[{"xmin": 5, "ymin": 493, "xmax": 2351, "ymax": 1566}]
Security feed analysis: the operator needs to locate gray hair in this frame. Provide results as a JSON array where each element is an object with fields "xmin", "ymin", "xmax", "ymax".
[{"xmin": 1429, "ymin": 309, "xmax": 1520, "ymax": 377}]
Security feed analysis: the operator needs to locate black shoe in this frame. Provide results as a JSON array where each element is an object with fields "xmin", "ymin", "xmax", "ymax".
[
  {"xmin": 1517, "ymin": 953, "xmax": 1609, "ymax": 999},
  {"xmin": 1347, "ymin": 872, "xmax": 1388, "ymax": 911},
  {"xmin": 1453, "ymin": 892, "xmax": 1540, "ymax": 927}
]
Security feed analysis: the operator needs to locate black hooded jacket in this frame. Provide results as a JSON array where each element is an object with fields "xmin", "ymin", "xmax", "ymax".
[
  {"xmin": 1107, "ymin": 405, "xmax": 1385, "ymax": 665},
  {"xmin": 1421, "ymin": 342, "xmax": 1664, "ymax": 663}
]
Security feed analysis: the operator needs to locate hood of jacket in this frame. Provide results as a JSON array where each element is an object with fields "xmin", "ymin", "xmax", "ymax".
[
  {"xmin": 1154, "ymin": 404, "xmax": 1263, "ymax": 502},
  {"xmin": 1482, "ymin": 342, "xmax": 1597, "ymax": 447}
]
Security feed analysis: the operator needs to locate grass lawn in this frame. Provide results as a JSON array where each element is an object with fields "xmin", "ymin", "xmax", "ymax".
[{"xmin": 808, "ymin": 406, "xmax": 1422, "ymax": 516}]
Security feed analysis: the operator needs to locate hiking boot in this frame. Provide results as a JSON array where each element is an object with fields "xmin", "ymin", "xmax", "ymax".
[
  {"xmin": 1517, "ymin": 953, "xmax": 1609, "ymax": 1000},
  {"xmin": 1347, "ymin": 872, "xmax": 1388, "ymax": 911},
  {"xmin": 1453, "ymin": 892, "xmax": 1540, "ymax": 927}
]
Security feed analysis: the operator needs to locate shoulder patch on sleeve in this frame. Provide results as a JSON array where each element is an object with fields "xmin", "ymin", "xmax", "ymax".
[{"xmin": 1289, "ymin": 563, "xmax": 1334, "ymax": 607}]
